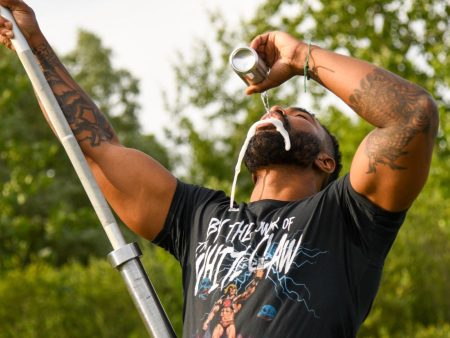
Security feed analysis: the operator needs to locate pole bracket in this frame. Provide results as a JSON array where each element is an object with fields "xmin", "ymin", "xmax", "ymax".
[{"xmin": 108, "ymin": 242, "xmax": 142, "ymax": 269}]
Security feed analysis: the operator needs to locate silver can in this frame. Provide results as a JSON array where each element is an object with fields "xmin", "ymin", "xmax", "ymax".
[{"xmin": 229, "ymin": 47, "xmax": 269, "ymax": 86}]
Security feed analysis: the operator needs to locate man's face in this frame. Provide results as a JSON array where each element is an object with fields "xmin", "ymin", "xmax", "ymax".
[{"xmin": 243, "ymin": 106, "xmax": 327, "ymax": 173}]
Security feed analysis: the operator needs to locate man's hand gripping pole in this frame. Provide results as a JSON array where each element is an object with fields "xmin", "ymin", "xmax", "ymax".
[{"xmin": 0, "ymin": 7, "xmax": 176, "ymax": 338}]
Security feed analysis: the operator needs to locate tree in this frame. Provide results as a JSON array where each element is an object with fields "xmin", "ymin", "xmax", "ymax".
[
  {"xmin": 0, "ymin": 30, "xmax": 171, "ymax": 271},
  {"xmin": 0, "ymin": 246, "xmax": 183, "ymax": 337},
  {"xmin": 165, "ymin": 0, "xmax": 450, "ymax": 336}
]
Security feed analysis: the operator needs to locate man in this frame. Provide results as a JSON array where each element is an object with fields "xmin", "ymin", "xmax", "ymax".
[{"xmin": 0, "ymin": 1, "xmax": 438, "ymax": 337}]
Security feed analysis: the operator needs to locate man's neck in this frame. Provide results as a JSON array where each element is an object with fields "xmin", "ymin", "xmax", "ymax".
[{"xmin": 250, "ymin": 165, "xmax": 321, "ymax": 202}]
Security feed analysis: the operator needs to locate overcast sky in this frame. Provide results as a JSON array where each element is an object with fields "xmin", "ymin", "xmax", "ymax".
[{"xmin": 25, "ymin": 0, "xmax": 261, "ymax": 138}]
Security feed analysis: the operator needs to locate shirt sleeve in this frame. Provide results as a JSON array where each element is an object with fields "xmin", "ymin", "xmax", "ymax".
[
  {"xmin": 152, "ymin": 179, "xmax": 226, "ymax": 263},
  {"xmin": 332, "ymin": 175, "xmax": 407, "ymax": 267}
]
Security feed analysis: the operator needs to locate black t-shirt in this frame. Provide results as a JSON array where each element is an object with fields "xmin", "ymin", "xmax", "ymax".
[{"xmin": 153, "ymin": 175, "xmax": 406, "ymax": 338}]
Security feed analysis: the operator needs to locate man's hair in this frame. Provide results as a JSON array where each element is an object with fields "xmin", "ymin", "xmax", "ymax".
[{"xmin": 320, "ymin": 123, "xmax": 342, "ymax": 186}]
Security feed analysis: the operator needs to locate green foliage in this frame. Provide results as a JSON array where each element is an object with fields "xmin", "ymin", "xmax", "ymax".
[
  {"xmin": 0, "ymin": 47, "xmax": 104, "ymax": 270},
  {"xmin": 0, "ymin": 31, "xmax": 171, "ymax": 271},
  {"xmin": 0, "ymin": 245, "xmax": 183, "ymax": 337}
]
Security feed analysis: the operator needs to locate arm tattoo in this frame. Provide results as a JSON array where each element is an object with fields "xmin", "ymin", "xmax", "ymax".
[
  {"xmin": 32, "ymin": 44, "xmax": 114, "ymax": 147},
  {"xmin": 349, "ymin": 68, "xmax": 433, "ymax": 173}
]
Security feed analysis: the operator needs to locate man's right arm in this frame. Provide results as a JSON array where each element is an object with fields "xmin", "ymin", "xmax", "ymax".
[{"xmin": 0, "ymin": 1, "xmax": 176, "ymax": 240}]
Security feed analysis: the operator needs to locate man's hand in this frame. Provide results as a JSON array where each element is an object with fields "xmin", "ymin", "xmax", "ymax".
[
  {"xmin": 0, "ymin": 0, "xmax": 41, "ymax": 50},
  {"xmin": 246, "ymin": 31, "xmax": 307, "ymax": 95}
]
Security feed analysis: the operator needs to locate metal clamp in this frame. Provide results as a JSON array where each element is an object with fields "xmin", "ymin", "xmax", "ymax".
[{"xmin": 108, "ymin": 242, "xmax": 142, "ymax": 268}]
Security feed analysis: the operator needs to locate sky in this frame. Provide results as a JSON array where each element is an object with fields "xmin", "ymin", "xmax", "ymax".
[{"xmin": 24, "ymin": 0, "xmax": 261, "ymax": 139}]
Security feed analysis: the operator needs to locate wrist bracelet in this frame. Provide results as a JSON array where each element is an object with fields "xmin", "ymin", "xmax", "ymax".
[{"xmin": 304, "ymin": 41, "xmax": 311, "ymax": 93}]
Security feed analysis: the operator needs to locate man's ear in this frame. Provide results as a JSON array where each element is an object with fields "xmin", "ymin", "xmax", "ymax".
[
  {"xmin": 314, "ymin": 152, "xmax": 336, "ymax": 174},
  {"xmin": 252, "ymin": 173, "xmax": 257, "ymax": 184}
]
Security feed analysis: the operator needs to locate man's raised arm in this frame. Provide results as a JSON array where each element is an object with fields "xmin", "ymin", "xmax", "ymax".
[
  {"xmin": 0, "ymin": 0, "xmax": 176, "ymax": 239},
  {"xmin": 248, "ymin": 31, "xmax": 438, "ymax": 212}
]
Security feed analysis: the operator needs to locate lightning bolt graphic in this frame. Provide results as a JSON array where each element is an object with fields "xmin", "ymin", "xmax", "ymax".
[{"xmin": 263, "ymin": 242, "xmax": 327, "ymax": 318}]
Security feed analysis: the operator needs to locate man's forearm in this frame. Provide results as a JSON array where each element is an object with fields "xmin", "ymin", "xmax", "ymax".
[
  {"xmin": 308, "ymin": 47, "xmax": 435, "ymax": 127},
  {"xmin": 28, "ymin": 34, "xmax": 118, "ymax": 154}
]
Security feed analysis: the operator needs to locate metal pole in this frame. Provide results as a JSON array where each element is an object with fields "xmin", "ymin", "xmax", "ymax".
[{"xmin": 0, "ymin": 7, "xmax": 176, "ymax": 338}]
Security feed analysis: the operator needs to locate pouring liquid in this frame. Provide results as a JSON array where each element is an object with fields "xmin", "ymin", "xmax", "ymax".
[{"xmin": 261, "ymin": 91, "xmax": 270, "ymax": 114}]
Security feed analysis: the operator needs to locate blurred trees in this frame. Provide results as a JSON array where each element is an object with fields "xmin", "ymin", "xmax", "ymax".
[{"xmin": 0, "ymin": 245, "xmax": 183, "ymax": 337}]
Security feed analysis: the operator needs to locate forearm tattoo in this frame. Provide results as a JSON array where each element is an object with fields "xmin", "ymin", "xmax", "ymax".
[
  {"xmin": 32, "ymin": 44, "xmax": 114, "ymax": 147},
  {"xmin": 349, "ymin": 68, "xmax": 434, "ymax": 173}
]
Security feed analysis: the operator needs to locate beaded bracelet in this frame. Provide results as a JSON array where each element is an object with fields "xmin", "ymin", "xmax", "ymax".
[{"xmin": 304, "ymin": 41, "xmax": 312, "ymax": 93}]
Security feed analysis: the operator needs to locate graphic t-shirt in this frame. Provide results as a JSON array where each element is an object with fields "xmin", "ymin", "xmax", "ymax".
[{"xmin": 153, "ymin": 175, "xmax": 406, "ymax": 338}]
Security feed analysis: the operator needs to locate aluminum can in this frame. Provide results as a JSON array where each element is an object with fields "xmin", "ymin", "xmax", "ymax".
[{"xmin": 229, "ymin": 47, "xmax": 269, "ymax": 86}]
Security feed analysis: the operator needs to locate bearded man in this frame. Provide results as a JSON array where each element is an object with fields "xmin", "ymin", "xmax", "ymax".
[{"xmin": 0, "ymin": 1, "xmax": 438, "ymax": 337}]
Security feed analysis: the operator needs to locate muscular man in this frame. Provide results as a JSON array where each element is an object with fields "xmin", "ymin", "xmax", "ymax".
[{"xmin": 0, "ymin": 1, "xmax": 438, "ymax": 337}]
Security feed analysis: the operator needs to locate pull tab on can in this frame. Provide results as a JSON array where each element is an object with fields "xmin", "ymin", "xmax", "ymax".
[{"xmin": 229, "ymin": 47, "xmax": 269, "ymax": 86}]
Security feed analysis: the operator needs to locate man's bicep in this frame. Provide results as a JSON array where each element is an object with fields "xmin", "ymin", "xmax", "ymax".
[
  {"xmin": 350, "ymin": 124, "xmax": 435, "ymax": 212},
  {"xmin": 89, "ymin": 144, "xmax": 177, "ymax": 240}
]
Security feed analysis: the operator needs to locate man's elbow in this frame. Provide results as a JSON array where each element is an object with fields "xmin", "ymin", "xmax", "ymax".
[{"xmin": 415, "ymin": 92, "xmax": 439, "ymax": 138}]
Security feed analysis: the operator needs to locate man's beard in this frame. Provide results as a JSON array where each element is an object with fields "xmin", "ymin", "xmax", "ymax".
[{"xmin": 243, "ymin": 128, "xmax": 321, "ymax": 173}]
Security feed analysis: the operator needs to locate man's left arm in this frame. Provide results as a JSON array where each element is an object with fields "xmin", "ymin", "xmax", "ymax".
[
  {"xmin": 249, "ymin": 32, "xmax": 439, "ymax": 212},
  {"xmin": 305, "ymin": 47, "xmax": 439, "ymax": 212},
  {"xmin": 345, "ymin": 65, "xmax": 438, "ymax": 211}
]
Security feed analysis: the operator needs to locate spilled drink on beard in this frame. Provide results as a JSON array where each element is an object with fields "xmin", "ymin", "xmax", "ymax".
[{"xmin": 229, "ymin": 117, "xmax": 291, "ymax": 212}]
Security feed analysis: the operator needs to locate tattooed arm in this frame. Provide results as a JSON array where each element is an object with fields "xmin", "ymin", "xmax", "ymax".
[
  {"xmin": 248, "ymin": 31, "xmax": 438, "ymax": 211},
  {"xmin": 0, "ymin": 1, "xmax": 176, "ymax": 239},
  {"xmin": 307, "ymin": 48, "xmax": 438, "ymax": 211}
]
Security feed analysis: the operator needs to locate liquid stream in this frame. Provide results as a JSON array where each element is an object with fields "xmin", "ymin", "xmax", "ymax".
[{"xmin": 261, "ymin": 91, "xmax": 270, "ymax": 114}]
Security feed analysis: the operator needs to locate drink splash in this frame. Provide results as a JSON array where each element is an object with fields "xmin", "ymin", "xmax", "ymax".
[
  {"xmin": 261, "ymin": 91, "xmax": 270, "ymax": 114},
  {"xmin": 229, "ymin": 118, "xmax": 291, "ymax": 211}
]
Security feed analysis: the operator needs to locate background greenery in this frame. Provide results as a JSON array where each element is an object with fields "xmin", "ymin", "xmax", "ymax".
[{"xmin": 0, "ymin": 0, "xmax": 448, "ymax": 337}]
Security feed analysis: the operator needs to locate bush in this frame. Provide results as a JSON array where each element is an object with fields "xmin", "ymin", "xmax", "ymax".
[{"xmin": 0, "ymin": 245, "xmax": 183, "ymax": 338}]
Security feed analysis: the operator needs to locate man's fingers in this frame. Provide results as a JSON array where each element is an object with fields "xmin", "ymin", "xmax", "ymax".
[
  {"xmin": 0, "ymin": 14, "xmax": 12, "ymax": 26},
  {"xmin": 0, "ymin": 8, "xmax": 15, "ymax": 49},
  {"xmin": 0, "ymin": 20, "xmax": 13, "ymax": 31},
  {"xmin": 250, "ymin": 32, "xmax": 271, "ymax": 51},
  {"xmin": 0, "ymin": 34, "xmax": 14, "ymax": 50},
  {"xmin": 0, "ymin": 29, "xmax": 13, "ymax": 38},
  {"xmin": 0, "ymin": 0, "xmax": 23, "ymax": 10},
  {"xmin": 249, "ymin": 34, "xmax": 263, "ymax": 50},
  {"xmin": 0, "ymin": 14, "xmax": 13, "ymax": 37},
  {"xmin": 245, "ymin": 78, "xmax": 279, "ymax": 95}
]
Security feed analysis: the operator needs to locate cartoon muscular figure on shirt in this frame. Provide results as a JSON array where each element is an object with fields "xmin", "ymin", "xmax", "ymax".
[{"xmin": 202, "ymin": 263, "xmax": 265, "ymax": 338}]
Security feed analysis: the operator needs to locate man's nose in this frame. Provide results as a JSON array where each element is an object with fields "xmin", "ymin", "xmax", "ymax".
[
  {"xmin": 262, "ymin": 106, "xmax": 285, "ymax": 120},
  {"xmin": 269, "ymin": 106, "xmax": 285, "ymax": 115}
]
